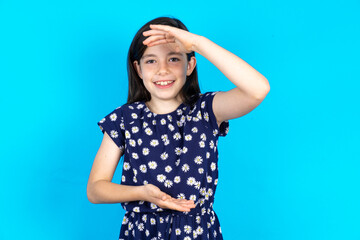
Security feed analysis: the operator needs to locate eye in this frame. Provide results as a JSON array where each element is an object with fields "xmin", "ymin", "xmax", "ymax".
[
  {"xmin": 145, "ymin": 59, "xmax": 156, "ymax": 64},
  {"xmin": 169, "ymin": 57, "xmax": 180, "ymax": 62}
]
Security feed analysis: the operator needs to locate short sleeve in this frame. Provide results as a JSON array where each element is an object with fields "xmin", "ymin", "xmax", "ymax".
[
  {"xmin": 97, "ymin": 106, "xmax": 126, "ymax": 150},
  {"xmin": 200, "ymin": 91, "xmax": 229, "ymax": 137}
]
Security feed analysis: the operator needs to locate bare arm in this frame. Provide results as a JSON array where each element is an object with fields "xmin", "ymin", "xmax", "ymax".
[
  {"xmin": 87, "ymin": 132, "xmax": 196, "ymax": 211},
  {"xmin": 87, "ymin": 131, "xmax": 142, "ymax": 203}
]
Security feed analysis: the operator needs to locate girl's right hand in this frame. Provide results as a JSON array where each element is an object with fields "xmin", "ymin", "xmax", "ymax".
[{"xmin": 141, "ymin": 183, "xmax": 196, "ymax": 212}]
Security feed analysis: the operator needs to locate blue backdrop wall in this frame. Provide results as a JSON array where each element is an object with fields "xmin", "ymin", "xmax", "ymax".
[{"xmin": 1, "ymin": 0, "xmax": 359, "ymax": 239}]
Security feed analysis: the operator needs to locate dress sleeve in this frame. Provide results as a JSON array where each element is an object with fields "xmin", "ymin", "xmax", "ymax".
[
  {"xmin": 200, "ymin": 91, "xmax": 229, "ymax": 137},
  {"xmin": 97, "ymin": 106, "xmax": 126, "ymax": 150}
]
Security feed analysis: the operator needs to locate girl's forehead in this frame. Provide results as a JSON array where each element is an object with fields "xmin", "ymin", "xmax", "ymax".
[{"xmin": 143, "ymin": 43, "xmax": 185, "ymax": 57}]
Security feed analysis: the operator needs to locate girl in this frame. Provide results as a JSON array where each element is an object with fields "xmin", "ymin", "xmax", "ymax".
[{"xmin": 87, "ymin": 17, "xmax": 270, "ymax": 240}]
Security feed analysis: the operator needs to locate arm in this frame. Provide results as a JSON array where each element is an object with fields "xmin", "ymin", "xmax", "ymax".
[
  {"xmin": 87, "ymin": 132, "xmax": 196, "ymax": 211},
  {"xmin": 87, "ymin": 131, "xmax": 142, "ymax": 203},
  {"xmin": 143, "ymin": 25, "xmax": 270, "ymax": 125},
  {"xmin": 193, "ymin": 36, "xmax": 270, "ymax": 125}
]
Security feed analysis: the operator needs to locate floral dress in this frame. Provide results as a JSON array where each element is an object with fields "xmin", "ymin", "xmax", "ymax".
[{"xmin": 98, "ymin": 91, "xmax": 229, "ymax": 240}]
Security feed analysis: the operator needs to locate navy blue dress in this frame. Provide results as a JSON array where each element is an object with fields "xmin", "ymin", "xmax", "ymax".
[{"xmin": 98, "ymin": 91, "xmax": 229, "ymax": 240}]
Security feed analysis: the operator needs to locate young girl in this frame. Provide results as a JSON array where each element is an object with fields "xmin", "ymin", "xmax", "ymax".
[{"xmin": 87, "ymin": 17, "xmax": 270, "ymax": 240}]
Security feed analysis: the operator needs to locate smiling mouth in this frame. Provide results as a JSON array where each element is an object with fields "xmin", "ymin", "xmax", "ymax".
[{"xmin": 154, "ymin": 80, "xmax": 175, "ymax": 86}]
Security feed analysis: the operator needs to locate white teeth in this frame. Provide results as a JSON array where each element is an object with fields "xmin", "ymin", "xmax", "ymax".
[{"xmin": 155, "ymin": 81, "xmax": 174, "ymax": 86}]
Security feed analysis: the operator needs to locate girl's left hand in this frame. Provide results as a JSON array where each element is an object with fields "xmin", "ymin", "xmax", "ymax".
[{"xmin": 142, "ymin": 24, "xmax": 201, "ymax": 53}]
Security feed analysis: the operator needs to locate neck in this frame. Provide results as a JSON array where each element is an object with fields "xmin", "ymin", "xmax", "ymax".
[{"xmin": 146, "ymin": 97, "xmax": 183, "ymax": 115}]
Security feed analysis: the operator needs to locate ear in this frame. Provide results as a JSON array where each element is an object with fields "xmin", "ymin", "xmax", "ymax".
[
  {"xmin": 186, "ymin": 56, "xmax": 197, "ymax": 76},
  {"xmin": 133, "ymin": 60, "xmax": 143, "ymax": 79}
]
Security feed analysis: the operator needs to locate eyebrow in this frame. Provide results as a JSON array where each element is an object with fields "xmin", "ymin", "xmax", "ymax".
[{"xmin": 141, "ymin": 52, "xmax": 184, "ymax": 59}]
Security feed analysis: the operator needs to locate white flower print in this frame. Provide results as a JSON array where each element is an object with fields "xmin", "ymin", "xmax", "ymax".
[
  {"xmin": 137, "ymin": 103, "xmax": 144, "ymax": 109},
  {"xmin": 150, "ymin": 218, "xmax": 156, "ymax": 225},
  {"xmin": 187, "ymin": 115, "xmax": 192, "ymax": 121},
  {"xmin": 139, "ymin": 164, "xmax": 147, "ymax": 173},
  {"xmin": 129, "ymin": 139, "xmax": 136, "ymax": 147},
  {"xmin": 152, "ymin": 120, "xmax": 156, "ymax": 125},
  {"xmin": 168, "ymin": 123, "xmax": 175, "ymax": 131},
  {"xmin": 176, "ymin": 109, "xmax": 183, "ymax": 115},
  {"xmin": 177, "ymin": 121, "xmax": 182, "ymax": 127},
  {"xmin": 184, "ymin": 225, "xmax": 192, "ymax": 234},
  {"xmin": 192, "ymin": 117, "xmax": 200, "ymax": 122},
  {"xmin": 191, "ymin": 127, "xmax": 198, "ymax": 133},
  {"xmin": 194, "ymin": 181, "xmax": 201, "ymax": 189},
  {"xmin": 160, "ymin": 152, "xmax": 168, "ymax": 160},
  {"xmin": 211, "ymin": 162, "xmax": 216, "ymax": 171},
  {"xmin": 208, "ymin": 188, "xmax": 213, "ymax": 196},
  {"xmin": 184, "ymin": 134, "xmax": 192, "ymax": 141},
  {"xmin": 150, "ymin": 139, "xmax": 159, "ymax": 147},
  {"xmin": 174, "ymin": 176, "xmax": 181, "ymax": 183},
  {"xmin": 193, "ymin": 231, "xmax": 198, "ymax": 239},
  {"xmin": 131, "ymin": 113, "xmax": 138, "ymax": 119},
  {"xmin": 182, "ymin": 164, "xmax": 190, "ymax": 172},
  {"xmin": 214, "ymin": 178, "xmax": 218, "ymax": 185},
  {"xmin": 143, "ymin": 180, "xmax": 148, "ymax": 184},
  {"xmin": 145, "ymin": 127, "xmax": 153, "ymax": 136},
  {"xmin": 128, "ymin": 222, "xmax": 133, "ymax": 230},
  {"xmin": 196, "ymin": 216, "xmax": 201, "ymax": 224},
  {"xmin": 204, "ymin": 112, "xmax": 209, "ymax": 121},
  {"xmin": 160, "ymin": 118, "xmax": 166, "ymax": 125},
  {"xmin": 122, "ymin": 175, "xmax": 125, "ymax": 182},
  {"xmin": 165, "ymin": 165, "xmax": 172, "ymax": 173},
  {"xmin": 196, "ymin": 226, "xmax": 204, "ymax": 235},
  {"xmin": 150, "ymin": 203, "xmax": 157, "ymax": 209},
  {"xmin": 110, "ymin": 130, "xmax": 118, "ymax": 138},
  {"xmin": 177, "ymin": 193, "xmax": 185, "ymax": 199},
  {"xmin": 128, "ymin": 105, "xmax": 134, "ymax": 109},
  {"xmin": 182, "ymin": 146, "xmax": 188, "ymax": 154},
  {"xmin": 133, "ymin": 169, "xmax": 137, "ymax": 176},
  {"xmin": 200, "ymin": 133, "xmax": 206, "ymax": 141},
  {"xmin": 120, "ymin": 122, "xmax": 125, "ymax": 130},
  {"xmin": 138, "ymin": 223, "xmax": 144, "ymax": 231},
  {"xmin": 174, "ymin": 147, "xmax": 182, "ymax": 155},
  {"xmin": 110, "ymin": 113, "xmax": 117, "ymax": 121},
  {"xmin": 125, "ymin": 130, "xmax": 131, "ymax": 139},
  {"xmin": 201, "ymin": 101, "xmax": 205, "ymax": 108},
  {"xmin": 209, "ymin": 140, "xmax": 214, "ymax": 149},
  {"xmin": 167, "ymin": 115, "xmax": 172, "ymax": 121},
  {"xmin": 180, "ymin": 115, "xmax": 186, "ymax": 123},
  {"xmin": 145, "ymin": 230, "xmax": 149, "ymax": 236},
  {"xmin": 175, "ymin": 159, "xmax": 180, "ymax": 166},
  {"xmin": 137, "ymin": 138, "xmax": 142, "ymax": 146},
  {"xmin": 197, "ymin": 110, "xmax": 202, "ymax": 119},
  {"xmin": 194, "ymin": 156, "xmax": 203, "ymax": 164},
  {"xmin": 207, "ymin": 176, "xmax": 213, "ymax": 183},
  {"xmin": 200, "ymin": 188, "xmax": 206, "ymax": 196},
  {"xmin": 132, "ymin": 153, "xmax": 139, "ymax": 159},
  {"xmin": 187, "ymin": 177, "xmax": 196, "ymax": 186},
  {"xmin": 190, "ymin": 195, "xmax": 197, "ymax": 201},
  {"xmin": 148, "ymin": 161, "xmax": 157, "ymax": 169},
  {"xmin": 164, "ymin": 179, "xmax": 173, "ymax": 188},
  {"xmin": 133, "ymin": 207, "xmax": 140, "ymax": 212},
  {"xmin": 199, "ymin": 141, "xmax": 205, "ymax": 148},
  {"xmin": 157, "ymin": 174, "xmax": 166, "ymax": 183},
  {"xmin": 131, "ymin": 126, "xmax": 139, "ymax": 133},
  {"xmin": 123, "ymin": 162, "xmax": 130, "ymax": 170},
  {"xmin": 184, "ymin": 237, "xmax": 191, "ymax": 240},
  {"xmin": 173, "ymin": 132, "xmax": 181, "ymax": 140},
  {"xmin": 213, "ymin": 129, "xmax": 218, "ymax": 136},
  {"xmin": 175, "ymin": 228, "xmax": 181, "ymax": 235},
  {"xmin": 99, "ymin": 118, "xmax": 105, "ymax": 123},
  {"xmin": 143, "ymin": 122, "xmax": 148, "ymax": 128},
  {"xmin": 206, "ymin": 152, "xmax": 210, "ymax": 159},
  {"xmin": 142, "ymin": 147, "xmax": 149, "ymax": 155},
  {"xmin": 122, "ymin": 216, "xmax": 128, "ymax": 225}
]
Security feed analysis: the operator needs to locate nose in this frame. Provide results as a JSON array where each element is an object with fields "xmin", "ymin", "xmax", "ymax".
[{"xmin": 156, "ymin": 59, "xmax": 169, "ymax": 75}]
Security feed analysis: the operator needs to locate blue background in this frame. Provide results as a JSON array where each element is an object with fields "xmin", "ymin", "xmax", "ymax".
[{"xmin": 1, "ymin": 0, "xmax": 359, "ymax": 239}]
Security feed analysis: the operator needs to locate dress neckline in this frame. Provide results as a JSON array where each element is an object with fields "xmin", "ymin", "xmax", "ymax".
[{"xmin": 142, "ymin": 101, "xmax": 186, "ymax": 117}]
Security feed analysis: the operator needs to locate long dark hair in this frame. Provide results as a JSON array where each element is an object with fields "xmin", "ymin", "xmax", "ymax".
[{"xmin": 127, "ymin": 17, "xmax": 200, "ymax": 106}]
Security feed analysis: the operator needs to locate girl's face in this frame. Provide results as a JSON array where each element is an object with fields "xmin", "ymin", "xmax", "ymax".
[{"xmin": 134, "ymin": 43, "xmax": 196, "ymax": 104}]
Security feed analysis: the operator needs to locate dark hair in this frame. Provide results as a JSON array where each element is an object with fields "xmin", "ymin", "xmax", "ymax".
[{"xmin": 126, "ymin": 17, "xmax": 200, "ymax": 106}]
